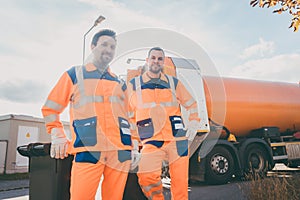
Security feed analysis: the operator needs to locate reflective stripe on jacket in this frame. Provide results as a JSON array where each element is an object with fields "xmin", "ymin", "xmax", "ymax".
[{"xmin": 42, "ymin": 63, "xmax": 132, "ymax": 153}]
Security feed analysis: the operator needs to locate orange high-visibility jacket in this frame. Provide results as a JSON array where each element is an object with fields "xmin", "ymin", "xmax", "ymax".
[
  {"xmin": 128, "ymin": 71, "xmax": 200, "ymax": 142},
  {"xmin": 42, "ymin": 63, "xmax": 132, "ymax": 153}
]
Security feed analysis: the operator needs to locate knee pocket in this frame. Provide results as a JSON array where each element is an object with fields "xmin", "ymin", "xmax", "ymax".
[
  {"xmin": 176, "ymin": 140, "xmax": 188, "ymax": 157},
  {"xmin": 118, "ymin": 150, "xmax": 131, "ymax": 163}
]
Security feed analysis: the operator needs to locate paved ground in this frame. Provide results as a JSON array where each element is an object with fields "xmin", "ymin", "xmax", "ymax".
[
  {"xmin": 165, "ymin": 181, "xmax": 249, "ymax": 200},
  {"xmin": 0, "ymin": 178, "xmax": 249, "ymax": 200},
  {"xmin": 0, "ymin": 164, "xmax": 298, "ymax": 200},
  {"xmin": 0, "ymin": 179, "xmax": 29, "ymax": 199}
]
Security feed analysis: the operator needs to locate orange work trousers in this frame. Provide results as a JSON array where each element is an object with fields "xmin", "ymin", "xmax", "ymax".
[
  {"xmin": 137, "ymin": 140, "xmax": 189, "ymax": 200},
  {"xmin": 70, "ymin": 150, "xmax": 130, "ymax": 200}
]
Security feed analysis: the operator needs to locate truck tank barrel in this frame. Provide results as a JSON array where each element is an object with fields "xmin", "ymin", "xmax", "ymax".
[{"xmin": 203, "ymin": 76, "xmax": 300, "ymax": 137}]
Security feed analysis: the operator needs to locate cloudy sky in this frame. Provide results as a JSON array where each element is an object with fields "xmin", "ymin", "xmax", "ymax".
[{"xmin": 1, "ymin": 0, "xmax": 300, "ymax": 120}]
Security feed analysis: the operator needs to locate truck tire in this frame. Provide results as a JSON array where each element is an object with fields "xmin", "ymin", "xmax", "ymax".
[
  {"xmin": 244, "ymin": 144, "xmax": 269, "ymax": 178},
  {"xmin": 205, "ymin": 146, "xmax": 235, "ymax": 184}
]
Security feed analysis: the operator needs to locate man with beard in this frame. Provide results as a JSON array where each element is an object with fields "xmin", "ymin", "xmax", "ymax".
[
  {"xmin": 128, "ymin": 47, "xmax": 200, "ymax": 199},
  {"xmin": 42, "ymin": 29, "xmax": 140, "ymax": 200}
]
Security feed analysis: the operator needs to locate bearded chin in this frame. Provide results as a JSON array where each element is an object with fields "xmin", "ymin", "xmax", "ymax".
[
  {"xmin": 102, "ymin": 55, "xmax": 112, "ymax": 64},
  {"xmin": 150, "ymin": 67, "xmax": 162, "ymax": 74}
]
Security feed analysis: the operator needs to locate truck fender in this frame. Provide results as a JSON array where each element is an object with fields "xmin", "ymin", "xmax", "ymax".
[{"xmin": 238, "ymin": 138, "xmax": 274, "ymax": 170}]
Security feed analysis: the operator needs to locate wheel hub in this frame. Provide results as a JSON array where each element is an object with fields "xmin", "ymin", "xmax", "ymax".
[
  {"xmin": 250, "ymin": 153, "xmax": 263, "ymax": 170},
  {"xmin": 210, "ymin": 155, "xmax": 229, "ymax": 174}
]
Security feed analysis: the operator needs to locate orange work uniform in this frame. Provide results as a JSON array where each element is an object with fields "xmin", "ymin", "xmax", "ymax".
[
  {"xmin": 42, "ymin": 63, "xmax": 132, "ymax": 200},
  {"xmin": 128, "ymin": 71, "xmax": 200, "ymax": 200}
]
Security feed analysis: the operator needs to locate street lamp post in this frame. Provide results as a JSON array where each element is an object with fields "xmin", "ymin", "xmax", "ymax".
[{"xmin": 82, "ymin": 15, "xmax": 106, "ymax": 65}]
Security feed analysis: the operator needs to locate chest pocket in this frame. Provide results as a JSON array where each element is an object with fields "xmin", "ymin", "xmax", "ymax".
[
  {"xmin": 169, "ymin": 115, "xmax": 186, "ymax": 137},
  {"xmin": 73, "ymin": 116, "xmax": 97, "ymax": 148},
  {"xmin": 137, "ymin": 118, "xmax": 154, "ymax": 140},
  {"xmin": 119, "ymin": 117, "xmax": 132, "ymax": 146}
]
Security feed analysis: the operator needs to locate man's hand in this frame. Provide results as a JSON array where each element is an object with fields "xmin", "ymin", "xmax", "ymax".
[
  {"xmin": 130, "ymin": 140, "xmax": 141, "ymax": 170},
  {"xmin": 50, "ymin": 128, "xmax": 69, "ymax": 159},
  {"xmin": 186, "ymin": 120, "xmax": 199, "ymax": 143}
]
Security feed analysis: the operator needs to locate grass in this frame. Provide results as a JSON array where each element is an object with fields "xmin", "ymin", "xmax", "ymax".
[
  {"xmin": 0, "ymin": 173, "xmax": 29, "ymax": 180},
  {"xmin": 241, "ymin": 173, "xmax": 300, "ymax": 200}
]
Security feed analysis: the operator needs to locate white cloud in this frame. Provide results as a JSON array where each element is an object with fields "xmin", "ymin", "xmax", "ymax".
[
  {"xmin": 240, "ymin": 38, "xmax": 275, "ymax": 59},
  {"xmin": 1, "ymin": 0, "xmax": 299, "ymax": 119},
  {"xmin": 0, "ymin": 99, "xmax": 70, "ymax": 120},
  {"xmin": 78, "ymin": 0, "xmax": 230, "ymax": 57},
  {"xmin": 230, "ymin": 53, "xmax": 300, "ymax": 83},
  {"xmin": 78, "ymin": 0, "xmax": 168, "ymax": 31},
  {"xmin": 0, "ymin": 80, "xmax": 48, "ymax": 103}
]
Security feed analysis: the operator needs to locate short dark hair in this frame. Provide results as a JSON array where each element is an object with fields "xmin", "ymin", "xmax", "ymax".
[
  {"xmin": 148, "ymin": 47, "xmax": 165, "ymax": 58},
  {"xmin": 91, "ymin": 29, "xmax": 116, "ymax": 46}
]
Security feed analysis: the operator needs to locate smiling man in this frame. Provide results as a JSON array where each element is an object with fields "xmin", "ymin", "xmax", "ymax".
[
  {"xmin": 128, "ymin": 47, "xmax": 200, "ymax": 200},
  {"xmin": 41, "ymin": 29, "xmax": 140, "ymax": 200}
]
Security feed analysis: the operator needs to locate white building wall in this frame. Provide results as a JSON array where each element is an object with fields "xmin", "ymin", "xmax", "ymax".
[{"xmin": 0, "ymin": 114, "xmax": 69, "ymax": 174}]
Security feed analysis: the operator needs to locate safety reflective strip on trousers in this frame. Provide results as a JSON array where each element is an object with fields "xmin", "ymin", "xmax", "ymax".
[
  {"xmin": 148, "ymin": 190, "xmax": 163, "ymax": 200},
  {"xmin": 72, "ymin": 66, "xmax": 124, "ymax": 109},
  {"xmin": 135, "ymin": 74, "xmax": 179, "ymax": 109},
  {"xmin": 141, "ymin": 180, "xmax": 162, "ymax": 199}
]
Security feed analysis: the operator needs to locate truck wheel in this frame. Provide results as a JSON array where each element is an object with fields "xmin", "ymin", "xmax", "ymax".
[
  {"xmin": 244, "ymin": 144, "xmax": 269, "ymax": 178},
  {"xmin": 205, "ymin": 146, "xmax": 235, "ymax": 184}
]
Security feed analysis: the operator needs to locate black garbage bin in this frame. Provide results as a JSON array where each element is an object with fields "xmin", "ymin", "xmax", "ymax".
[
  {"xmin": 17, "ymin": 143, "xmax": 148, "ymax": 200},
  {"xmin": 17, "ymin": 143, "xmax": 73, "ymax": 200}
]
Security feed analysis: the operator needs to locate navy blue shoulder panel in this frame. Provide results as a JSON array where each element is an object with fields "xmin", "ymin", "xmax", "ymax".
[
  {"xmin": 129, "ymin": 77, "xmax": 137, "ymax": 91},
  {"xmin": 82, "ymin": 67, "xmax": 121, "ymax": 84},
  {"xmin": 122, "ymin": 75, "xmax": 176, "ymax": 91},
  {"xmin": 103, "ymin": 72, "xmax": 120, "ymax": 83},
  {"xmin": 141, "ymin": 74, "xmax": 169, "ymax": 90},
  {"xmin": 67, "ymin": 66, "xmax": 77, "ymax": 84},
  {"xmin": 67, "ymin": 66, "xmax": 125, "ymax": 86},
  {"xmin": 121, "ymin": 80, "xmax": 127, "ymax": 91},
  {"xmin": 141, "ymin": 82, "xmax": 169, "ymax": 90},
  {"xmin": 82, "ymin": 68, "xmax": 101, "ymax": 79}
]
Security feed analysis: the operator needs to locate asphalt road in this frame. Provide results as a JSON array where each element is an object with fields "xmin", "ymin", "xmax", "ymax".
[
  {"xmin": 1, "ymin": 163, "xmax": 299, "ymax": 200},
  {"xmin": 0, "ymin": 179, "xmax": 249, "ymax": 200},
  {"xmin": 0, "ymin": 179, "xmax": 29, "ymax": 200},
  {"xmin": 166, "ymin": 181, "xmax": 248, "ymax": 200}
]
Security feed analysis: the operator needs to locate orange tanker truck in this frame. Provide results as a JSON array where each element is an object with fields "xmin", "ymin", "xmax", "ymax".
[
  {"xmin": 127, "ymin": 57, "xmax": 300, "ymax": 184},
  {"xmin": 190, "ymin": 75, "xmax": 300, "ymax": 184}
]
